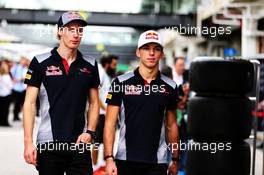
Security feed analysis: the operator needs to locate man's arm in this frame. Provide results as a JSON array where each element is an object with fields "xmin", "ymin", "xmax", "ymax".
[
  {"xmin": 166, "ymin": 110, "xmax": 179, "ymax": 157},
  {"xmin": 104, "ymin": 105, "xmax": 120, "ymax": 157},
  {"xmin": 166, "ymin": 110, "xmax": 179, "ymax": 175},
  {"xmin": 76, "ymin": 88, "xmax": 99, "ymax": 144},
  {"xmin": 104, "ymin": 105, "xmax": 120, "ymax": 175},
  {"xmin": 87, "ymin": 88, "xmax": 100, "ymax": 131},
  {"xmin": 23, "ymin": 85, "xmax": 39, "ymax": 165}
]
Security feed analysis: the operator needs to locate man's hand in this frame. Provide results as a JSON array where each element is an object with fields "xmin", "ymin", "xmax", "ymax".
[
  {"xmin": 168, "ymin": 161, "xmax": 178, "ymax": 175},
  {"xmin": 76, "ymin": 133, "xmax": 93, "ymax": 144},
  {"xmin": 24, "ymin": 143, "xmax": 37, "ymax": 166},
  {"xmin": 23, "ymin": 86, "xmax": 39, "ymax": 166},
  {"xmin": 105, "ymin": 159, "xmax": 118, "ymax": 175}
]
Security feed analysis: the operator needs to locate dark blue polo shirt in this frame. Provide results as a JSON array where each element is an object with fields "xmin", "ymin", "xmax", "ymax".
[
  {"xmin": 106, "ymin": 68, "xmax": 178, "ymax": 164},
  {"xmin": 24, "ymin": 47, "xmax": 100, "ymax": 143}
]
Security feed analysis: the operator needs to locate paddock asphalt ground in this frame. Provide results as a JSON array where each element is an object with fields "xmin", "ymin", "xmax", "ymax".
[{"xmin": 0, "ymin": 105, "xmax": 262, "ymax": 175}]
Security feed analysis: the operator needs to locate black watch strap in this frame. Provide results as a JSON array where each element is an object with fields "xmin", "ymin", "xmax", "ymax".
[
  {"xmin": 85, "ymin": 129, "xmax": 97, "ymax": 140},
  {"xmin": 104, "ymin": 155, "xmax": 115, "ymax": 161}
]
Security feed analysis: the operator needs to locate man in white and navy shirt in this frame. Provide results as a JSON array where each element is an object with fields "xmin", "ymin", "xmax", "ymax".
[{"xmin": 104, "ymin": 30, "xmax": 179, "ymax": 175}]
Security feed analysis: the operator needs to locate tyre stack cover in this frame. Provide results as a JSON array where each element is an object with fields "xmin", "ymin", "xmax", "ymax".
[
  {"xmin": 188, "ymin": 96, "xmax": 252, "ymax": 141},
  {"xmin": 189, "ymin": 57, "xmax": 254, "ymax": 95},
  {"xmin": 186, "ymin": 141, "xmax": 250, "ymax": 175},
  {"xmin": 186, "ymin": 57, "xmax": 254, "ymax": 175}
]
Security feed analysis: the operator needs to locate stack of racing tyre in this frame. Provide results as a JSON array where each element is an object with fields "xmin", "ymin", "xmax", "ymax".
[{"xmin": 186, "ymin": 57, "xmax": 254, "ymax": 175}]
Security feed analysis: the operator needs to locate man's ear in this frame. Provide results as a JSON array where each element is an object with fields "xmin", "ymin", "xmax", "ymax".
[
  {"xmin": 136, "ymin": 48, "xmax": 140, "ymax": 58},
  {"xmin": 57, "ymin": 27, "xmax": 64, "ymax": 38}
]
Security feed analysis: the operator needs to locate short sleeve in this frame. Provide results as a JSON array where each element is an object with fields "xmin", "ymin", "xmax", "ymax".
[
  {"xmin": 105, "ymin": 78, "xmax": 122, "ymax": 106},
  {"xmin": 98, "ymin": 64, "xmax": 105, "ymax": 86},
  {"xmin": 167, "ymin": 86, "xmax": 179, "ymax": 111},
  {"xmin": 24, "ymin": 57, "xmax": 42, "ymax": 88},
  {"xmin": 90, "ymin": 61, "xmax": 100, "ymax": 88}
]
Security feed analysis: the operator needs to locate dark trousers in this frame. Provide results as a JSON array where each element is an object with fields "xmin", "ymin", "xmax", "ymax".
[
  {"xmin": 116, "ymin": 160, "xmax": 167, "ymax": 175},
  {"xmin": 12, "ymin": 90, "xmax": 25, "ymax": 120},
  {"xmin": 0, "ymin": 95, "xmax": 11, "ymax": 126},
  {"xmin": 37, "ymin": 143, "xmax": 93, "ymax": 175}
]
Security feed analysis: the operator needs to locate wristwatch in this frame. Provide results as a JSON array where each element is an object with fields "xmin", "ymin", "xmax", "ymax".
[
  {"xmin": 85, "ymin": 129, "xmax": 97, "ymax": 140},
  {"xmin": 104, "ymin": 155, "xmax": 115, "ymax": 161}
]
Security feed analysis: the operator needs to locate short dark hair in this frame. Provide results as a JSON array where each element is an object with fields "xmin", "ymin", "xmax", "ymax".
[
  {"xmin": 161, "ymin": 66, "xmax": 173, "ymax": 79},
  {"xmin": 100, "ymin": 55, "xmax": 118, "ymax": 68},
  {"xmin": 108, "ymin": 55, "xmax": 119, "ymax": 62},
  {"xmin": 100, "ymin": 56, "xmax": 111, "ymax": 67},
  {"xmin": 174, "ymin": 57, "xmax": 185, "ymax": 64}
]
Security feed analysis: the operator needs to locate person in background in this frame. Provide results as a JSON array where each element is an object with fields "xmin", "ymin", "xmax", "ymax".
[
  {"xmin": 172, "ymin": 57, "xmax": 190, "ymax": 174},
  {"xmin": 92, "ymin": 55, "xmax": 114, "ymax": 170},
  {"xmin": 172, "ymin": 57, "xmax": 189, "ymax": 114},
  {"xmin": 172, "ymin": 57, "xmax": 187, "ymax": 87},
  {"xmin": 106, "ymin": 55, "xmax": 118, "ymax": 79},
  {"xmin": 0, "ymin": 60, "xmax": 13, "ymax": 127},
  {"xmin": 172, "ymin": 57, "xmax": 189, "ymax": 107},
  {"xmin": 11, "ymin": 57, "xmax": 28, "ymax": 121},
  {"xmin": 161, "ymin": 65, "xmax": 188, "ymax": 174}
]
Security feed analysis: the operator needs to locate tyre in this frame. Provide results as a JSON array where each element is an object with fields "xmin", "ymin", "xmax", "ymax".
[
  {"xmin": 188, "ymin": 96, "xmax": 252, "ymax": 141},
  {"xmin": 189, "ymin": 57, "xmax": 254, "ymax": 95},
  {"xmin": 186, "ymin": 141, "xmax": 250, "ymax": 175}
]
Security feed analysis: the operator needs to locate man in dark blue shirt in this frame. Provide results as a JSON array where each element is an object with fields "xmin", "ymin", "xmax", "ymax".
[
  {"xmin": 104, "ymin": 30, "xmax": 179, "ymax": 175},
  {"xmin": 23, "ymin": 11, "xmax": 100, "ymax": 175}
]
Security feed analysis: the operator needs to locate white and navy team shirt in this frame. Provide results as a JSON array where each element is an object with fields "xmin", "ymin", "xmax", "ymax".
[
  {"xmin": 24, "ymin": 47, "xmax": 100, "ymax": 143},
  {"xmin": 106, "ymin": 68, "xmax": 178, "ymax": 164}
]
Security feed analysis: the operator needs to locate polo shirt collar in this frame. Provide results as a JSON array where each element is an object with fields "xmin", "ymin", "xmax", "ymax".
[
  {"xmin": 134, "ymin": 67, "xmax": 161, "ymax": 84},
  {"xmin": 51, "ymin": 47, "xmax": 83, "ymax": 62}
]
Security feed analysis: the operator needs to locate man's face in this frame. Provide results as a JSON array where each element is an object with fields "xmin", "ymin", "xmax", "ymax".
[
  {"xmin": 107, "ymin": 58, "xmax": 118, "ymax": 77},
  {"xmin": 136, "ymin": 43, "xmax": 164, "ymax": 69},
  {"xmin": 58, "ymin": 21, "xmax": 84, "ymax": 49},
  {"xmin": 110, "ymin": 58, "xmax": 118, "ymax": 71},
  {"xmin": 174, "ymin": 59, "xmax": 185, "ymax": 75}
]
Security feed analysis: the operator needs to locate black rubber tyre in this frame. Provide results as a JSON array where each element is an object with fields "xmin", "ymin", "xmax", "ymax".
[
  {"xmin": 186, "ymin": 141, "xmax": 251, "ymax": 175},
  {"xmin": 188, "ymin": 96, "xmax": 252, "ymax": 141},
  {"xmin": 189, "ymin": 57, "xmax": 254, "ymax": 95}
]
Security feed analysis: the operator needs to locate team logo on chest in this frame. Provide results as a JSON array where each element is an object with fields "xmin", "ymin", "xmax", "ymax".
[
  {"xmin": 125, "ymin": 85, "xmax": 141, "ymax": 95},
  {"xmin": 46, "ymin": 65, "xmax": 63, "ymax": 76},
  {"xmin": 79, "ymin": 67, "xmax": 91, "ymax": 74}
]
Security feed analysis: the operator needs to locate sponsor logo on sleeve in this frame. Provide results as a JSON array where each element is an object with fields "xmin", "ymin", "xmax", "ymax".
[
  {"xmin": 106, "ymin": 93, "xmax": 112, "ymax": 99},
  {"xmin": 25, "ymin": 73, "xmax": 32, "ymax": 80}
]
